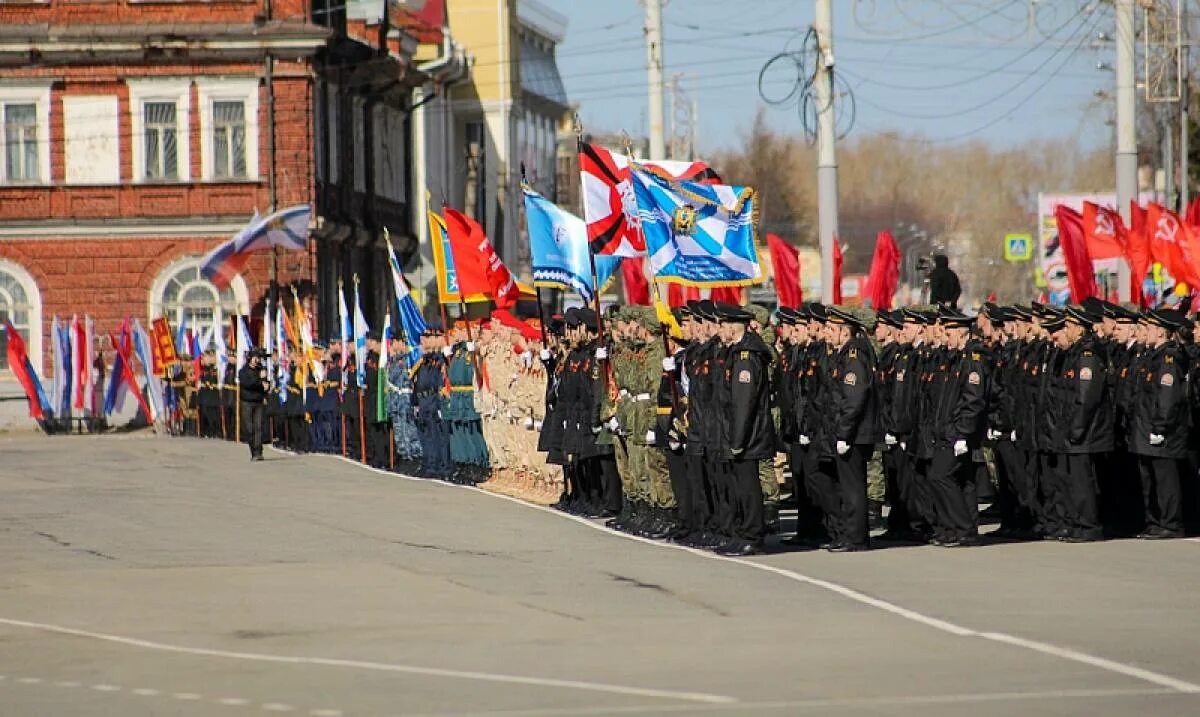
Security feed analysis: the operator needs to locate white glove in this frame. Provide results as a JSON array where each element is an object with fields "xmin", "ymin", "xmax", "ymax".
[
  {"xmin": 520, "ymin": 351, "xmax": 532, "ymax": 367},
  {"xmin": 645, "ymin": 430, "xmax": 656, "ymax": 443},
  {"xmin": 606, "ymin": 416, "xmax": 620, "ymax": 433},
  {"xmin": 591, "ymin": 424, "xmax": 602, "ymax": 434},
  {"xmin": 986, "ymin": 429, "xmax": 999, "ymax": 441},
  {"xmin": 1150, "ymin": 433, "xmax": 1165, "ymax": 446},
  {"xmin": 836, "ymin": 440, "xmax": 850, "ymax": 456},
  {"xmin": 595, "ymin": 347, "xmax": 608, "ymax": 360},
  {"xmin": 884, "ymin": 433, "xmax": 897, "ymax": 446},
  {"xmin": 953, "ymin": 439, "xmax": 968, "ymax": 457},
  {"xmin": 900, "ymin": 441, "xmax": 907, "ymax": 451},
  {"xmin": 1010, "ymin": 430, "xmax": 1017, "ymax": 442},
  {"xmin": 799, "ymin": 435, "xmax": 811, "ymax": 446},
  {"xmin": 668, "ymin": 440, "xmax": 681, "ymax": 451},
  {"xmin": 437, "ymin": 410, "xmax": 443, "ymax": 419},
  {"xmin": 539, "ymin": 349, "xmax": 552, "ymax": 362},
  {"xmin": 662, "ymin": 357, "xmax": 676, "ymax": 372},
  {"xmin": 731, "ymin": 447, "xmax": 744, "ymax": 456},
  {"xmin": 522, "ymin": 416, "xmax": 534, "ymax": 430},
  {"xmin": 534, "ymin": 420, "xmax": 543, "ymax": 431},
  {"xmin": 441, "ymin": 346, "xmax": 453, "ymax": 357},
  {"xmin": 466, "ymin": 341, "xmax": 476, "ymax": 352}
]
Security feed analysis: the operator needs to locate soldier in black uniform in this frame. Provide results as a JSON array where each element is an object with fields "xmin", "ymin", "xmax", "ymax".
[
  {"xmin": 822, "ymin": 307, "xmax": 877, "ymax": 552},
  {"xmin": 1129, "ymin": 309, "xmax": 1190, "ymax": 539},
  {"xmin": 873, "ymin": 309, "xmax": 911, "ymax": 541},
  {"xmin": 221, "ymin": 352, "xmax": 238, "ymax": 441},
  {"xmin": 1045, "ymin": 307, "xmax": 1111, "ymax": 542},
  {"xmin": 680, "ymin": 300, "xmax": 721, "ymax": 548},
  {"xmin": 712, "ymin": 304, "xmax": 775, "ymax": 556},
  {"xmin": 197, "ymin": 351, "xmax": 222, "ymax": 439},
  {"xmin": 983, "ymin": 305, "xmax": 1038, "ymax": 539},
  {"xmin": 363, "ymin": 331, "xmax": 390, "ymax": 469},
  {"xmin": 925, "ymin": 309, "xmax": 988, "ymax": 547},
  {"xmin": 797, "ymin": 304, "xmax": 840, "ymax": 547},
  {"xmin": 778, "ymin": 305, "xmax": 829, "ymax": 547},
  {"xmin": 539, "ymin": 318, "xmax": 572, "ymax": 508},
  {"xmin": 659, "ymin": 306, "xmax": 692, "ymax": 541}
]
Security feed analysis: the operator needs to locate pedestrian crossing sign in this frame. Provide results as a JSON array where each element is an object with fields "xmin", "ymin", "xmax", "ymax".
[{"xmin": 1004, "ymin": 233, "xmax": 1032, "ymax": 262}]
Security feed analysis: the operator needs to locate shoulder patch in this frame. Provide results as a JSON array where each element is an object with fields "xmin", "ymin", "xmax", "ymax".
[
  {"xmin": 844, "ymin": 371, "xmax": 857, "ymax": 386},
  {"xmin": 737, "ymin": 369, "xmax": 752, "ymax": 384},
  {"xmin": 849, "ymin": 348, "xmax": 858, "ymax": 359},
  {"xmin": 1079, "ymin": 366, "xmax": 1092, "ymax": 381},
  {"xmin": 971, "ymin": 352, "xmax": 981, "ymax": 360},
  {"xmin": 740, "ymin": 351, "xmax": 749, "ymax": 360},
  {"xmin": 895, "ymin": 369, "xmax": 905, "ymax": 382},
  {"xmin": 968, "ymin": 371, "xmax": 980, "ymax": 385},
  {"xmin": 1166, "ymin": 355, "xmax": 1175, "ymax": 364},
  {"xmin": 1162, "ymin": 373, "xmax": 1175, "ymax": 387}
]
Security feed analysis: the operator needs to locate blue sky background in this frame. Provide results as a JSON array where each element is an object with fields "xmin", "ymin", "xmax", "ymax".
[{"xmin": 537, "ymin": 0, "xmax": 1115, "ymax": 154}]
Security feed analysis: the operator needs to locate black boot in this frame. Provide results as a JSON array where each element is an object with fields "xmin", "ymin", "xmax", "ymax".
[{"xmin": 764, "ymin": 503, "xmax": 780, "ymax": 534}]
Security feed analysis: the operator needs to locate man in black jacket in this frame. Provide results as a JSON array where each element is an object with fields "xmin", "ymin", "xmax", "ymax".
[
  {"xmin": 926, "ymin": 309, "xmax": 988, "ymax": 547},
  {"xmin": 928, "ymin": 254, "xmax": 961, "ymax": 309},
  {"xmin": 714, "ymin": 304, "xmax": 776, "ymax": 556},
  {"xmin": 239, "ymin": 350, "xmax": 270, "ymax": 461},
  {"xmin": 825, "ymin": 307, "xmax": 878, "ymax": 552}
]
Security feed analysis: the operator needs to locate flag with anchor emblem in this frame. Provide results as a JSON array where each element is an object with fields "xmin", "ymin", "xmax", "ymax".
[{"xmin": 630, "ymin": 168, "xmax": 762, "ymax": 288}]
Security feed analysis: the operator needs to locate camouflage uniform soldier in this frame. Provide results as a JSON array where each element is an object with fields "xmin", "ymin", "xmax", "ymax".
[
  {"xmin": 747, "ymin": 304, "xmax": 781, "ymax": 532},
  {"xmin": 626, "ymin": 306, "xmax": 672, "ymax": 538}
]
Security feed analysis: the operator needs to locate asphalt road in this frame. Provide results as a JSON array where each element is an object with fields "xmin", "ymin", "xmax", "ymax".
[{"xmin": 1, "ymin": 434, "xmax": 1199, "ymax": 717}]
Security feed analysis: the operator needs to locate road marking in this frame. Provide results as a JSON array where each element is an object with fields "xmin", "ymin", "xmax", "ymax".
[
  {"xmin": 174, "ymin": 692, "xmax": 203, "ymax": 700},
  {"xmin": 310, "ymin": 710, "xmax": 344, "ymax": 717},
  {"xmin": 262, "ymin": 704, "xmax": 295, "ymax": 712},
  {"xmin": 0, "ymin": 617, "xmax": 735, "ymax": 705},
  {"xmin": 54, "ymin": 680, "xmax": 80, "ymax": 687},
  {"xmin": 132, "ymin": 687, "xmax": 161, "ymax": 696},
  {"xmin": 91, "ymin": 683, "xmax": 120, "ymax": 692},
  {"xmin": 17, "ymin": 677, "xmax": 41, "ymax": 684},
  {"xmin": 397, "ymin": 686, "xmax": 1188, "ymax": 716},
  {"xmin": 219, "ymin": 697, "xmax": 251, "ymax": 705}
]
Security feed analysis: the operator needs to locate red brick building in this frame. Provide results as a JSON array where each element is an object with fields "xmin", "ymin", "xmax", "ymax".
[{"xmin": 0, "ymin": 0, "xmax": 445, "ymax": 380}]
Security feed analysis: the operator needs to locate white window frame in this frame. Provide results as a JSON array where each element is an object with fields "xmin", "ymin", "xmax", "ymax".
[
  {"xmin": 148, "ymin": 255, "xmax": 249, "ymax": 339},
  {"xmin": 0, "ymin": 257, "xmax": 43, "ymax": 379},
  {"xmin": 0, "ymin": 82, "xmax": 52, "ymax": 186},
  {"xmin": 195, "ymin": 77, "xmax": 260, "ymax": 182},
  {"xmin": 127, "ymin": 78, "xmax": 191, "ymax": 183}
]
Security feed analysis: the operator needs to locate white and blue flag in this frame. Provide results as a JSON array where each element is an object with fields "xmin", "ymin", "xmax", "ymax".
[
  {"xmin": 352, "ymin": 281, "xmax": 369, "ymax": 387},
  {"xmin": 631, "ymin": 168, "xmax": 762, "ymax": 288},
  {"xmin": 384, "ymin": 232, "xmax": 426, "ymax": 367},
  {"xmin": 524, "ymin": 186, "xmax": 620, "ymax": 303}
]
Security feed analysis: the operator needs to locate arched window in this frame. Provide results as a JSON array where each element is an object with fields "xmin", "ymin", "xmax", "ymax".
[
  {"xmin": 0, "ymin": 258, "xmax": 42, "ymax": 374},
  {"xmin": 149, "ymin": 256, "xmax": 248, "ymax": 347}
]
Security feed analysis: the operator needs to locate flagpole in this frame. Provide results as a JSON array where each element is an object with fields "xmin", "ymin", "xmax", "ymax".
[
  {"xmin": 517, "ymin": 169, "xmax": 551, "ymax": 349},
  {"xmin": 354, "ymin": 274, "xmax": 367, "ymax": 465},
  {"xmin": 575, "ymin": 117, "xmax": 613, "ymax": 392}
]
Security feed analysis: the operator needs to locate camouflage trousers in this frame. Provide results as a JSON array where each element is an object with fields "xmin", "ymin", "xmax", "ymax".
[
  {"xmin": 758, "ymin": 458, "xmax": 781, "ymax": 505},
  {"xmin": 618, "ymin": 441, "xmax": 675, "ymax": 508}
]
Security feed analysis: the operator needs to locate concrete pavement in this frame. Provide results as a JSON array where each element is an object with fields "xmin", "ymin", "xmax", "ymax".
[{"xmin": 0, "ymin": 434, "xmax": 1198, "ymax": 716}]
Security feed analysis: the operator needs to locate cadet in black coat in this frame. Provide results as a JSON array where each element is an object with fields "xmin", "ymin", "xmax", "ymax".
[
  {"xmin": 925, "ymin": 310, "xmax": 988, "ymax": 547},
  {"xmin": 823, "ymin": 307, "xmax": 877, "ymax": 552},
  {"xmin": 1129, "ymin": 310, "xmax": 1191, "ymax": 539},
  {"xmin": 710, "ymin": 304, "xmax": 774, "ymax": 556}
]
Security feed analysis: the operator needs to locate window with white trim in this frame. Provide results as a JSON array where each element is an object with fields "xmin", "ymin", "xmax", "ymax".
[
  {"xmin": 144, "ymin": 101, "xmax": 179, "ymax": 181},
  {"xmin": 0, "ymin": 83, "xmax": 51, "ymax": 185},
  {"xmin": 149, "ymin": 257, "xmax": 248, "ymax": 348},
  {"xmin": 212, "ymin": 101, "xmax": 247, "ymax": 179},
  {"xmin": 195, "ymin": 77, "xmax": 259, "ymax": 182},
  {"xmin": 0, "ymin": 259, "xmax": 41, "ymax": 374},
  {"xmin": 127, "ymin": 78, "xmax": 191, "ymax": 183}
]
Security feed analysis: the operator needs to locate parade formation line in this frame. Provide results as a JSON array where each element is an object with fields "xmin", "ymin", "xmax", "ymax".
[{"xmin": 283, "ymin": 450, "xmax": 1200, "ymax": 698}]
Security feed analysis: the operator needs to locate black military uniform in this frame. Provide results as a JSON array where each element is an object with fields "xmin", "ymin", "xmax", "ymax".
[
  {"xmin": 777, "ymin": 306, "xmax": 828, "ymax": 547},
  {"xmin": 713, "ymin": 304, "xmax": 775, "ymax": 556},
  {"xmin": 197, "ymin": 360, "xmax": 221, "ymax": 439},
  {"xmin": 238, "ymin": 353, "xmax": 269, "ymax": 460},
  {"xmin": 824, "ymin": 308, "xmax": 877, "ymax": 551},
  {"xmin": 682, "ymin": 301, "xmax": 721, "ymax": 547},
  {"xmin": 658, "ymin": 307, "xmax": 691, "ymax": 541}
]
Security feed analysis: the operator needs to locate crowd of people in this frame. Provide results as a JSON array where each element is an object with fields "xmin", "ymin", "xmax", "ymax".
[{"xmin": 162, "ymin": 296, "xmax": 1200, "ymax": 556}]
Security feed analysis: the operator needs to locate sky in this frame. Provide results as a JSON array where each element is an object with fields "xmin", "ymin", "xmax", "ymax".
[{"xmin": 537, "ymin": 0, "xmax": 1116, "ymax": 155}]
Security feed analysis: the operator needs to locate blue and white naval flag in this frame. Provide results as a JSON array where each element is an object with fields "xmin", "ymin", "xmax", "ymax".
[
  {"xmin": 384, "ymin": 235, "xmax": 426, "ymax": 366},
  {"xmin": 524, "ymin": 186, "xmax": 620, "ymax": 303},
  {"xmin": 352, "ymin": 281, "xmax": 369, "ymax": 387},
  {"xmin": 630, "ymin": 168, "xmax": 762, "ymax": 288}
]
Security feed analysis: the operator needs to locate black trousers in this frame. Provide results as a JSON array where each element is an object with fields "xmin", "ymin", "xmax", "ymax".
[
  {"xmin": 597, "ymin": 454, "xmax": 622, "ymax": 513},
  {"xmin": 787, "ymin": 443, "xmax": 826, "ymax": 539},
  {"xmin": 729, "ymin": 458, "xmax": 765, "ymax": 544},
  {"xmin": 1063, "ymin": 453, "xmax": 1101, "ymax": 536},
  {"xmin": 882, "ymin": 448, "xmax": 910, "ymax": 532},
  {"xmin": 1139, "ymin": 455, "xmax": 1183, "ymax": 535},
  {"xmin": 832, "ymin": 444, "xmax": 869, "ymax": 547},
  {"xmin": 200, "ymin": 406, "xmax": 222, "ymax": 439},
  {"xmin": 686, "ymin": 453, "xmax": 714, "ymax": 535},
  {"xmin": 241, "ymin": 401, "xmax": 264, "ymax": 459},
  {"xmin": 927, "ymin": 448, "xmax": 978, "ymax": 541},
  {"xmin": 890, "ymin": 447, "xmax": 932, "ymax": 534},
  {"xmin": 705, "ymin": 452, "xmax": 731, "ymax": 534},
  {"xmin": 667, "ymin": 450, "xmax": 691, "ymax": 528},
  {"xmin": 994, "ymin": 440, "xmax": 1037, "ymax": 531},
  {"xmin": 801, "ymin": 447, "xmax": 840, "ymax": 541}
]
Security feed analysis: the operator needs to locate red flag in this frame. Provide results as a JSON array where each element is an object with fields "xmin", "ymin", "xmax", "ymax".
[
  {"xmin": 1145, "ymin": 203, "xmax": 1200, "ymax": 289},
  {"xmin": 490, "ymin": 309, "xmax": 541, "ymax": 342},
  {"xmin": 1081, "ymin": 202, "xmax": 1126, "ymax": 260},
  {"xmin": 862, "ymin": 230, "xmax": 902, "ymax": 310},
  {"xmin": 73, "ymin": 316, "xmax": 88, "ymax": 410},
  {"xmin": 1054, "ymin": 205, "xmax": 1098, "ymax": 302},
  {"xmin": 1129, "ymin": 202, "xmax": 1150, "ymax": 305},
  {"xmin": 109, "ymin": 323, "xmax": 153, "ymax": 422},
  {"xmin": 832, "ymin": 240, "xmax": 844, "ymax": 305},
  {"xmin": 767, "ymin": 233, "xmax": 801, "ymax": 308},
  {"xmin": 442, "ymin": 207, "xmax": 519, "ymax": 309},
  {"xmin": 621, "ymin": 258, "xmax": 651, "ymax": 305},
  {"xmin": 666, "ymin": 283, "xmax": 701, "ymax": 308},
  {"xmin": 1186, "ymin": 197, "xmax": 1200, "ymax": 226},
  {"xmin": 711, "ymin": 286, "xmax": 743, "ymax": 304}
]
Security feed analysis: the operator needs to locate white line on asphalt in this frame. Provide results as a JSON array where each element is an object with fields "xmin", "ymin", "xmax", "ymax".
[
  {"xmin": 91, "ymin": 684, "xmax": 120, "ymax": 692},
  {"xmin": 310, "ymin": 710, "xmax": 344, "ymax": 717},
  {"xmin": 0, "ymin": 617, "xmax": 735, "ymax": 705},
  {"xmin": 270, "ymin": 449, "xmax": 1200, "ymax": 696},
  {"xmin": 54, "ymin": 680, "xmax": 80, "ymax": 688},
  {"xmin": 132, "ymin": 687, "xmax": 161, "ymax": 696},
  {"xmin": 174, "ymin": 692, "xmax": 203, "ymax": 700},
  {"xmin": 262, "ymin": 703, "xmax": 295, "ymax": 712},
  {"xmin": 396, "ymin": 686, "xmax": 1187, "ymax": 716},
  {"xmin": 17, "ymin": 677, "xmax": 41, "ymax": 684},
  {"xmin": 218, "ymin": 697, "xmax": 251, "ymax": 705}
]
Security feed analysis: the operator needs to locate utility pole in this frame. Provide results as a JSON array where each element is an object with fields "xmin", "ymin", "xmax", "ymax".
[
  {"xmin": 1115, "ymin": 0, "xmax": 1136, "ymax": 301},
  {"xmin": 668, "ymin": 73, "xmax": 677, "ymax": 160},
  {"xmin": 644, "ymin": 0, "xmax": 666, "ymax": 158},
  {"xmin": 815, "ymin": 0, "xmax": 839, "ymax": 304},
  {"xmin": 1182, "ymin": 0, "xmax": 1190, "ymax": 209}
]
